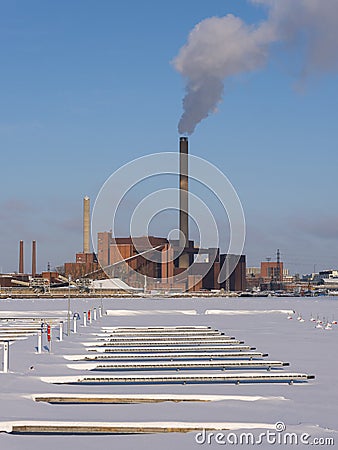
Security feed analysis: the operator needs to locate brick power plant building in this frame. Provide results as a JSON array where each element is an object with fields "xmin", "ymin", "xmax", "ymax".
[
  {"xmin": 65, "ymin": 138, "xmax": 246, "ymax": 292},
  {"xmin": 96, "ymin": 233, "xmax": 246, "ymax": 292}
]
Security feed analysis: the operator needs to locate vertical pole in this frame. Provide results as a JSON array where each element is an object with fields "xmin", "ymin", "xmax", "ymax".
[
  {"xmin": 99, "ymin": 282, "xmax": 103, "ymax": 314},
  {"xmin": 88, "ymin": 310, "xmax": 92, "ymax": 324},
  {"xmin": 98, "ymin": 306, "xmax": 102, "ymax": 318},
  {"xmin": 67, "ymin": 275, "xmax": 71, "ymax": 336},
  {"xmin": 73, "ymin": 315, "xmax": 77, "ymax": 334},
  {"xmin": 59, "ymin": 322, "xmax": 63, "ymax": 341},
  {"xmin": 93, "ymin": 308, "xmax": 97, "ymax": 321},
  {"xmin": 83, "ymin": 311, "xmax": 87, "ymax": 327},
  {"xmin": 225, "ymin": 256, "xmax": 230, "ymax": 293},
  {"xmin": 3, "ymin": 341, "xmax": 9, "ymax": 373},
  {"xmin": 37, "ymin": 330, "xmax": 42, "ymax": 353},
  {"xmin": 47, "ymin": 324, "xmax": 52, "ymax": 353}
]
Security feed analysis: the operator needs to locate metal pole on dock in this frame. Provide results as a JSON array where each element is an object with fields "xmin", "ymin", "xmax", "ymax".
[
  {"xmin": 83, "ymin": 311, "xmax": 87, "ymax": 327},
  {"xmin": 59, "ymin": 322, "xmax": 63, "ymax": 341},
  {"xmin": 3, "ymin": 341, "xmax": 9, "ymax": 373},
  {"xmin": 73, "ymin": 315, "xmax": 77, "ymax": 334},
  {"xmin": 67, "ymin": 275, "xmax": 71, "ymax": 336},
  {"xmin": 99, "ymin": 282, "xmax": 103, "ymax": 315},
  {"xmin": 47, "ymin": 324, "xmax": 52, "ymax": 353},
  {"xmin": 37, "ymin": 330, "xmax": 42, "ymax": 353}
]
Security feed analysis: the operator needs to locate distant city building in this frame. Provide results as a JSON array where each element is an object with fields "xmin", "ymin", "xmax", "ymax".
[
  {"xmin": 246, "ymin": 267, "xmax": 260, "ymax": 277},
  {"xmin": 260, "ymin": 261, "xmax": 284, "ymax": 281},
  {"xmin": 319, "ymin": 270, "xmax": 338, "ymax": 279}
]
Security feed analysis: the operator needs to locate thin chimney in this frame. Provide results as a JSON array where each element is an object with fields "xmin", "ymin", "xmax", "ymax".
[
  {"xmin": 83, "ymin": 196, "xmax": 90, "ymax": 253},
  {"xmin": 19, "ymin": 240, "xmax": 24, "ymax": 273},
  {"xmin": 32, "ymin": 240, "xmax": 37, "ymax": 277}
]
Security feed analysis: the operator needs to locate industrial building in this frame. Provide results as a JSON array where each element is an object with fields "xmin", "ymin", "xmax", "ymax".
[
  {"xmin": 3, "ymin": 137, "xmax": 246, "ymax": 294},
  {"xmin": 96, "ymin": 232, "xmax": 246, "ymax": 292},
  {"xmin": 0, "ymin": 239, "xmax": 66, "ymax": 292},
  {"xmin": 93, "ymin": 137, "xmax": 246, "ymax": 293}
]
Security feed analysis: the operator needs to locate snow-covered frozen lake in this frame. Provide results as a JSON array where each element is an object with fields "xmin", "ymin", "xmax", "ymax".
[{"xmin": 0, "ymin": 296, "xmax": 337, "ymax": 449}]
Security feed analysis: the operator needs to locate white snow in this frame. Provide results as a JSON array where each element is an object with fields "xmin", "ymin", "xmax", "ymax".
[
  {"xmin": 0, "ymin": 296, "xmax": 337, "ymax": 449},
  {"xmin": 106, "ymin": 309, "xmax": 198, "ymax": 316},
  {"xmin": 205, "ymin": 309, "xmax": 295, "ymax": 315}
]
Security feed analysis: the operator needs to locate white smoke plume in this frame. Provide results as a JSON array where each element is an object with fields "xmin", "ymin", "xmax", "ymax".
[{"xmin": 174, "ymin": 0, "xmax": 338, "ymax": 135}]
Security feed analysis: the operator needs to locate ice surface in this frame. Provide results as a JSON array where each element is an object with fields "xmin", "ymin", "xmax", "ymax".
[{"xmin": 0, "ymin": 296, "xmax": 337, "ymax": 449}]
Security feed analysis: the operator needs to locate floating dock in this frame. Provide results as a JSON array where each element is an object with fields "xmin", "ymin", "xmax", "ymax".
[
  {"xmin": 82, "ymin": 339, "xmax": 243, "ymax": 347},
  {"xmin": 41, "ymin": 372, "xmax": 314, "ymax": 385},
  {"xmin": 85, "ymin": 347, "xmax": 264, "ymax": 355},
  {"xmin": 64, "ymin": 349, "xmax": 261, "ymax": 361},
  {"xmin": 32, "ymin": 393, "xmax": 238, "ymax": 404},
  {"xmin": 66, "ymin": 360, "xmax": 289, "ymax": 371},
  {"xmin": 0, "ymin": 420, "xmax": 276, "ymax": 434}
]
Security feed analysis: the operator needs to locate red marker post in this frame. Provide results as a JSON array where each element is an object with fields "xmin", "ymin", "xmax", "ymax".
[{"xmin": 47, "ymin": 324, "xmax": 52, "ymax": 352}]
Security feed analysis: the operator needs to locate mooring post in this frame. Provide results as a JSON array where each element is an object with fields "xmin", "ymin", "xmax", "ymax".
[
  {"xmin": 99, "ymin": 282, "xmax": 103, "ymax": 315},
  {"xmin": 73, "ymin": 315, "xmax": 77, "ymax": 334},
  {"xmin": 47, "ymin": 324, "xmax": 52, "ymax": 353},
  {"xmin": 59, "ymin": 321, "xmax": 63, "ymax": 341},
  {"xmin": 98, "ymin": 306, "xmax": 102, "ymax": 318},
  {"xmin": 67, "ymin": 275, "xmax": 71, "ymax": 336},
  {"xmin": 37, "ymin": 330, "xmax": 42, "ymax": 353},
  {"xmin": 3, "ymin": 341, "xmax": 9, "ymax": 373},
  {"xmin": 88, "ymin": 310, "xmax": 92, "ymax": 324},
  {"xmin": 83, "ymin": 311, "xmax": 87, "ymax": 327},
  {"xmin": 93, "ymin": 308, "xmax": 97, "ymax": 321}
]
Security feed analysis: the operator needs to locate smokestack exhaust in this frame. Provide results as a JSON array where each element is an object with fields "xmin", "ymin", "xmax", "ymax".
[
  {"xmin": 19, "ymin": 240, "xmax": 24, "ymax": 274},
  {"xmin": 179, "ymin": 137, "xmax": 189, "ymax": 268},
  {"xmin": 83, "ymin": 196, "xmax": 90, "ymax": 254},
  {"xmin": 32, "ymin": 240, "xmax": 36, "ymax": 277}
]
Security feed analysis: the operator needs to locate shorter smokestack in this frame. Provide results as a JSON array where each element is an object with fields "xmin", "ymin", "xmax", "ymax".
[
  {"xmin": 83, "ymin": 196, "xmax": 90, "ymax": 253},
  {"xmin": 19, "ymin": 240, "xmax": 24, "ymax": 274},
  {"xmin": 32, "ymin": 240, "xmax": 36, "ymax": 277}
]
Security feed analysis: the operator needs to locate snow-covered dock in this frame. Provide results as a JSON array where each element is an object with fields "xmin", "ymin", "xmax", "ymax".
[
  {"xmin": 66, "ymin": 360, "xmax": 289, "ymax": 371},
  {"xmin": 31, "ymin": 393, "xmax": 284, "ymax": 404},
  {"xmin": 0, "ymin": 296, "xmax": 336, "ymax": 450},
  {"xmin": 41, "ymin": 372, "xmax": 314, "ymax": 385},
  {"xmin": 0, "ymin": 420, "xmax": 277, "ymax": 434},
  {"xmin": 63, "ymin": 349, "xmax": 259, "ymax": 360}
]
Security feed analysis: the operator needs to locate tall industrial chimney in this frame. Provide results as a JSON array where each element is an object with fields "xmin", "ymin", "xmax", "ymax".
[
  {"xmin": 179, "ymin": 137, "xmax": 189, "ymax": 268},
  {"xmin": 19, "ymin": 240, "xmax": 24, "ymax": 274},
  {"xmin": 83, "ymin": 196, "xmax": 90, "ymax": 254},
  {"xmin": 32, "ymin": 240, "xmax": 37, "ymax": 277}
]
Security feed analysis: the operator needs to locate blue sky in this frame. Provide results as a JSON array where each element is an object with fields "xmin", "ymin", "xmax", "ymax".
[{"xmin": 0, "ymin": 0, "xmax": 337, "ymax": 274}]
